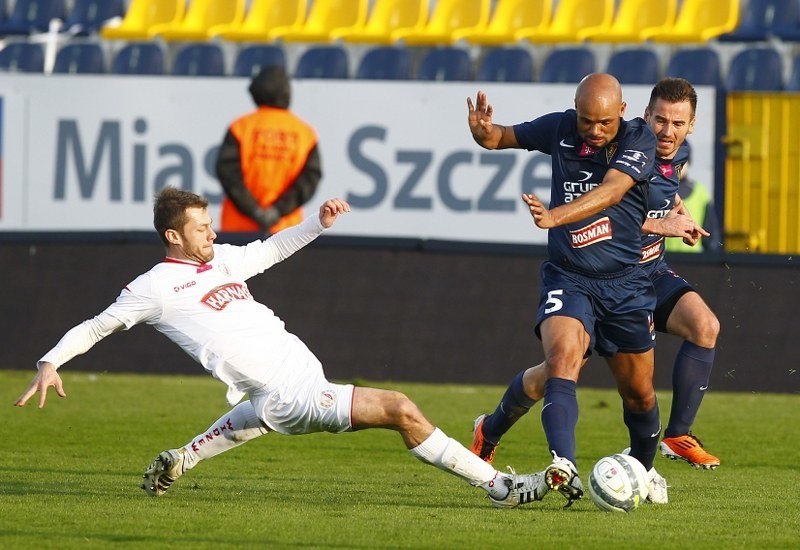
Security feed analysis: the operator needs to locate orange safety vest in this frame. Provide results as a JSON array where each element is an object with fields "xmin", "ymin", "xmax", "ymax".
[{"xmin": 220, "ymin": 107, "xmax": 318, "ymax": 233}]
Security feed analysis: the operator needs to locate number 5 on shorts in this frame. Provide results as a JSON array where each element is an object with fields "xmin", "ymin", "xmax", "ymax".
[{"xmin": 544, "ymin": 289, "xmax": 564, "ymax": 314}]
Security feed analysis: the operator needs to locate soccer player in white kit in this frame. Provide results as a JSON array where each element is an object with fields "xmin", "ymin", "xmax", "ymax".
[{"xmin": 14, "ymin": 186, "xmax": 548, "ymax": 508}]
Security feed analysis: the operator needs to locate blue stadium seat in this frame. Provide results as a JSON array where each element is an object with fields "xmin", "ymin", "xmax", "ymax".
[
  {"xmin": 53, "ymin": 43, "xmax": 105, "ymax": 73},
  {"xmin": 233, "ymin": 45, "xmax": 286, "ymax": 77},
  {"xmin": 539, "ymin": 48, "xmax": 596, "ymax": 83},
  {"xmin": 295, "ymin": 46, "xmax": 349, "ymax": 79},
  {"xmin": 417, "ymin": 47, "xmax": 472, "ymax": 81},
  {"xmin": 355, "ymin": 46, "xmax": 411, "ymax": 80},
  {"xmin": 606, "ymin": 48, "xmax": 660, "ymax": 85},
  {"xmin": 0, "ymin": 42, "xmax": 44, "ymax": 72},
  {"xmin": 62, "ymin": 0, "xmax": 125, "ymax": 36},
  {"xmin": 0, "ymin": 0, "xmax": 65, "ymax": 35},
  {"xmin": 476, "ymin": 47, "xmax": 533, "ymax": 83},
  {"xmin": 786, "ymin": 54, "xmax": 800, "ymax": 91},
  {"xmin": 725, "ymin": 47, "xmax": 783, "ymax": 91},
  {"xmin": 719, "ymin": 0, "xmax": 799, "ymax": 42},
  {"xmin": 172, "ymin": 43, "xmax": 225, "ymax": 77},
  {"xmin": 665, "ymin": 47, "xmax": 722, "ymax": 87},
  {"xmin": 110, "ymin": 42, "xmax": 164, "ymax": 75}
]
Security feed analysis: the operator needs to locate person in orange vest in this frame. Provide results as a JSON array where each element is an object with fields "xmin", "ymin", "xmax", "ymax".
[{"xmin": 216, "ymin": 65, "xmax": 321, "ymax": 233}]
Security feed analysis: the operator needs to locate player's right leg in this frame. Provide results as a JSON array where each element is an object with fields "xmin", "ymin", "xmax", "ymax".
[
  {"xmin": 141, "ymin": 400, "xmax": 268, "ymax": 496},
  {"xmin": 350, "ymin": 386, "xmax": 550, "ymax": 508}
]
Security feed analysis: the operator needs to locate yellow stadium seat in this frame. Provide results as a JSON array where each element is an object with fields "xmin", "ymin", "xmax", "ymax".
[
  {"xmin": 331, "ymin": 0, "xmax": 428, "ymax": 45},
  {"xmin": 100, "ymin": 0, "xmax": 184, "ymax": 40},
  {"xmin": 150, "ymin": 0, "xmax": 246, "ymax": 41},
  {"xmin": 649, "ymin": 0, "xmax": 739, "ymax": 43},
  {"xmin": 270, "ymin": 0, "xmax": 369, "ymax": 43},
  {"xmin": 519, "ymin": 0, "xmax": 614, "ymax": 44},
  {"xmin": 453, "ymin": 0, "xmax": 551, "ymax": 46},
  {"xmin": 392, "ymin": 0, "xmax": 491, "ymax": 46},
  {"xmin": 586, "ymin": 0, "xmax": 678, "ymax": 43},
  {"xmin": 210, "ymin": 0, "xmax": 305, "ymax": 42}
]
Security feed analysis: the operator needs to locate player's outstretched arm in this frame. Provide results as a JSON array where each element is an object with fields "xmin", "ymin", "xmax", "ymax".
[
  {"xmin": 318, "ymin": 198, "xmax": 350, "ymax": 229},
  {"xmin": 467, "ymin": 91, "xmax": 519, "ymax": 150},
  {"xmin": 14, "ymin": 362, "xmax": 65, "ymax": 409}
]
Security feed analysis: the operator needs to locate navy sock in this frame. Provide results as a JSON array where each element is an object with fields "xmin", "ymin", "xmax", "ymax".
[
  {"xmin": 665, "ymin": 341, "xmax": 715, "ymax": 438},
  {"xmin": 482, "ymin": 371, "xmax": 537, "ymax": 444},
  {"xmin": 624, "ymin": 403, "xmax": 660, "ymax": 471},
  {"xmin": 541, "ymin": 378, "xmax": 578, "ymax": 464}
]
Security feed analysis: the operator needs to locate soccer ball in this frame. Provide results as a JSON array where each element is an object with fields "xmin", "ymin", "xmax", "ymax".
[{"xmin": 588, "ymin": 453, "xmax": 649, "ymax": 512}]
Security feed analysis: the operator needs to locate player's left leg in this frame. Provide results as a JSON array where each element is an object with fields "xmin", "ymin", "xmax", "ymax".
[
  {"xmin": 141, "ymin": 400, "xmax": 269, "ymax": 496},
  {"xmin": 661, "ymin": 290, "xmax": 721, "ymax": 468},
  {"xmin": 350, "ymin": 386, "xmax": 549, "ymax": 508}
]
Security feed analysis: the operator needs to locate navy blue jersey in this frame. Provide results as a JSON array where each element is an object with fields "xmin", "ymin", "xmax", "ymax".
[
  {"xmin": 640, "ymin": 142, "xmax": 690, "ymax": 267},
  {"xmin": 513, "ymin": 111, "xmax": 656, "ymax": 274}
]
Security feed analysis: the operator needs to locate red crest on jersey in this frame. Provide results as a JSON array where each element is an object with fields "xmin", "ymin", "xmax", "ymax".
[{"xmin": 657, "ymin": 163, "xmax": 674, "ymax": 178}]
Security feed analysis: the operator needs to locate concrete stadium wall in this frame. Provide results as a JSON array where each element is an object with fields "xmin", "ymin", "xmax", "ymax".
[{"xmin": 2, "ymin": 237, "xmax": 797, "ymax": 395}]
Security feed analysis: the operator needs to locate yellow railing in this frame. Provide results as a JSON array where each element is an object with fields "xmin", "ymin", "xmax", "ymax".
[{"xmin": 725, "ymin": 93, "xmax": 800, "ymax": 254}]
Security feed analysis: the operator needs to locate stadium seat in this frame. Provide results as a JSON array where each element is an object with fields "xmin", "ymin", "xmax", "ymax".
[
  {"xmin": 0, "ymin": 0, "xmax": 65, "ymax": 35},
  {"xmin": 769, "ymin": 2, "xmax": 800, "ymax": 42},
  {"xmin": 586, "ymin": 0, "xmax": 677, "ymax": 43},
  {"xmin": 62, "ymin": 0, "xmax": 125, "ymax": 36},
  {"xmin": 331, "ymin": 0, "xmax": 428, "ymax": 45},
  {"xmin": 294, "ymin": 46, "xmax": 349, "ymax": 79},
  {"xmin": 539, "ymin": 48, "xmax": 596, "ymax": 83},
  {"xmin": 606, "ymin": 48, "xmax": 660, "ymax": 85},
  {"xmin": 151, "ymin": 0, "xmax": 245, "ymax": 41},
  {"xmin": 665, "ymin": 48, "xmax": 722, "ymax": 87},
  {"xmin": 417, "ymin": 47, "xmax": 472, "ymax": 81},
  {"xmin": 453, "ymin": 0, "xmax": 550, "ymax": 46},
  {"xmin": 476, "ymin": 47, "xmax": 533, "ymax": 82},
  {"xmin": 392, "ymin": 0, "xmax": 491, "ymax": 46},
  {"xmin": 725, "ymin": 47, "xmax": 783, "ymax": 91},
  {"xmin": 232, "ymin": 45, "xmax": 286, "ymax": 77},
  {"xmin": 270, "ymin": 0, "xmax": 368, "ymax": 43},
  {"xmin": 210, "ymin": 0, "xmax": 305, "ymax": 42},
  {"xmin": 719, "ymin": 0, "xmax": 798, "ymax": 42},
  {"xmin": 519, "ymin": 0, "xmax": 614, "ymax": 44},
  {"xmin": 785, "ymin": 54, "xmax": 800, "ymax": 91},
  {"xmin": 52, "ymin": 43, "xmax": 105, "ymax": 73},
  {"xmin": 101, "ymin": 0, "xmax": 184, "ymax": 40},
  {"xmin": 172, "ymin": 43, "xmax": 225, "ymax": 77},
  {"xmin": 649, "ymin": 0, "xmax": 740, "ymax": 43},
  {"xmin": 0, "ymin": 42, "xmax": 44, "ymax": 72},
  {"xmin": 355, "ymin": 46, "xmax": 411, "ymax": 79},
  {"xmin": 110, "ymin": 42, "xmax": 165, "ymax": 75}
]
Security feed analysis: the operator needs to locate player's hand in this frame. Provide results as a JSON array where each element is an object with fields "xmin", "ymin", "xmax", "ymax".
[
  {"xmin": 318, "ymin": 198, "xmax": 351, "ymax": 228},
  {"xmin": 522, "ymin": 193, "xmax": 555, "ymax": 229},
  {"xmin": 467, "ymin": 91, "xmax": 495, "ymax": 144},
  {"xmin": 14, "ymin": 362, "xmax": 66, "ymax": 408},
  {"xmin": 659, "ymin": 210, "xmax": 709, "ymax": 239}
]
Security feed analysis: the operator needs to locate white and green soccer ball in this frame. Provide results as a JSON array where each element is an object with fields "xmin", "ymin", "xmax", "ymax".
[{"xmin": 588, "ymin": 453, "xmax": 649, "ymax": 512}]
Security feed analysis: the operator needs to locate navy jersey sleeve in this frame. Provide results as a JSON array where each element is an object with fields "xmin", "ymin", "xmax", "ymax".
[
  {"xmin": 512, "ymin": 112, "xmax": 564, "ymax": 154},
  {"xmin": 610, "ymin": 118, "xmax": 657, "ymax": 183}
]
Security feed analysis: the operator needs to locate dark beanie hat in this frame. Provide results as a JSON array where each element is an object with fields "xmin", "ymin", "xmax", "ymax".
[{"xmin": 248, "ymin": 65, "xmax": 290, "ymax": 108}]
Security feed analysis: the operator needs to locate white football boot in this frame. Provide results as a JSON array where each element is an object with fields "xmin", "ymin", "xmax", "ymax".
[
  {"xmin": 141, "ymin": 449, "xmax": 186, "ymax": 497},
  {"xmin": 487, "ymin": 467, "xmax": 550, "ymax": 508},
  {"xmin": 646, "ymin": 467, "xmax": 669, "ymax": 504},
  {"xmin": 545, "ymin": 452, "xmax": 584, "ymax": 507}
]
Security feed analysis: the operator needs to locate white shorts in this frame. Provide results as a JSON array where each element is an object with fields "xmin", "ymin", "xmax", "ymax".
[{"xmin": 250, "ymin": 360, "xmax": 354, "ymax": 436}]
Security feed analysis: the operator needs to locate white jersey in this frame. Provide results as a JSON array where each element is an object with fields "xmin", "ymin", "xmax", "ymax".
[{"xmin": 40, "ymin": 215, "xmax": 327, "ymax": 406}]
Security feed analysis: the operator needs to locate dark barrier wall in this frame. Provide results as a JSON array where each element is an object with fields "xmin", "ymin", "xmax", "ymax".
[{"xmin": 2, "ymin": 237, "xmax": 797, "ymax": 394}]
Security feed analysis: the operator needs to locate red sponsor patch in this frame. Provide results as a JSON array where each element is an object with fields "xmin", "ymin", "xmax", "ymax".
[
  {"xmin": 579, "ymin": 143, "xmax": 597, "ymax": 156},
  {"xmin": 201, "ymin": 282, "xmax": 253, "ymax": 310},
  {"xmin": 569, "ymin": 217, "xmax": 612, "ymax": 248},
  {"xmin": 640, "ymin": 239, "xmax": 664, "ymax": 263}
]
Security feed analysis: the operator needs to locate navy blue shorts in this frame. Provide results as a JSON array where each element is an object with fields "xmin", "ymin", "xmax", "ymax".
[
  {"xmin": 535, "ymin": 261, "xmax": 657, "ymax": 357},
  {"xmin": 642, "ymin": 261, "xmax": 694, "ymax": 332}
]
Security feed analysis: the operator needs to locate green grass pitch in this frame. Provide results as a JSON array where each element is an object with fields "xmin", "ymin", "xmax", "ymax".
[{"xmin": 2, "ymin": 370, "xmax": 799, "ymax": 549}]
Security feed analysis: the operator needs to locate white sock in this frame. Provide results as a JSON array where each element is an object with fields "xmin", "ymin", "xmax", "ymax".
[
  {"xmin": 180, "ymin": 400, "xmax": 268, "ymax": 470},
  {"xmin": 409, "ymin": 427, "xmax": 508, "ymax": 498}
]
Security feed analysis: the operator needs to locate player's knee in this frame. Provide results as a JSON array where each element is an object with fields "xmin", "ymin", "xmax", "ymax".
[
  {"xmin": 620, "ymin": 388, "xmax": 656, "ymax": 412},
  {"xmin": 385, "ymin": 391, "xmax": 424, "ymax": 427},
  {"xmin": 690, "ymin": 312, "xmax": 720, "ymax": 348}
]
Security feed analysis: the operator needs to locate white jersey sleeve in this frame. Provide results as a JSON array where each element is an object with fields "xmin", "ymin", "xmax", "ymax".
[
  {"xmin": 38, "ymin": 272, "xmax": 162, "ymax": 370},
  {"xmin": 220, "ymin": 214, "xmax": 325, "ymax": 281}
]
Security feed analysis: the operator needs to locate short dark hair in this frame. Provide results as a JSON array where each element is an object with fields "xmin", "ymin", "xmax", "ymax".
[
  {"xmin": 648, "ymin": 77, "xmax": 697, "ymax": 117},
  {"xmin": 153, "ymin": 187, "xmax": 209, "ymax": 246},
  {"xmin": 248, "ymin": 65, "xmax": 290, "ymax": 108}
]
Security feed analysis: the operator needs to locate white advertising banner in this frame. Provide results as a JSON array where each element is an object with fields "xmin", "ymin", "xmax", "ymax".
[{"xmin": 0, "ymin": 74, "xmax": 716, "ymax": 245}]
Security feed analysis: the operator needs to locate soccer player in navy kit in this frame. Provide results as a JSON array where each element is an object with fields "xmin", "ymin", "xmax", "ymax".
[{"xmin": 467, "ymin": 74, "xmax": 670, "ymax": 505}]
